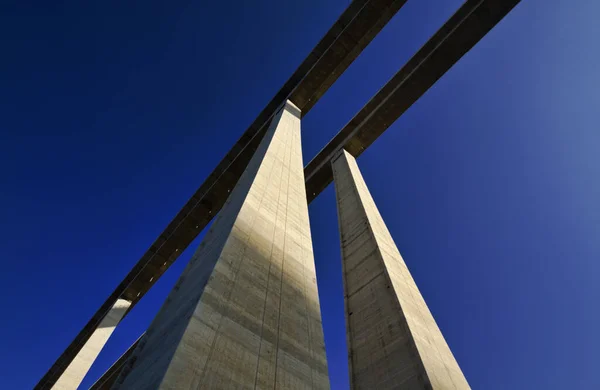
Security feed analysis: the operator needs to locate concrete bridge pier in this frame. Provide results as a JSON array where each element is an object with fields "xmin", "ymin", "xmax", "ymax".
[
  {"xmin": 113, "ymin": 100, "xmax": 329, "ymax": 389},
  {"xmin": 332, "ymin": 149, "xmax": 469, "ymax": 390}
]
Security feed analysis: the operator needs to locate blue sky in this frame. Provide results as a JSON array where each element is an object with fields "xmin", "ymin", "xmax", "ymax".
[{"xmin": 1, "ymin": 0, "xmax": 599, "ymax": 388}]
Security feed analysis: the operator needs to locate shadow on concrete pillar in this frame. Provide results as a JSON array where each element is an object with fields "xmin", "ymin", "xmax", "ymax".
[{"xmin": 113, "ymin": 101, "xmax": 329, "ymax": 389}]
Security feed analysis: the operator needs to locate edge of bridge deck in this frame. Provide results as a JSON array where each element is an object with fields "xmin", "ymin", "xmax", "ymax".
[
  {"xmin": 304, "ymin": 0, "xmax": 521, "ymax": 203},
  {"xmin": 35, "ymin": 0, "xmax": 408, "ymax": 387}
]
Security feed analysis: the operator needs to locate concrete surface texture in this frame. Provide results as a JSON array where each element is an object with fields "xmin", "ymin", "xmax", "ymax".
[
  {"xmin": 113, "ymin": 100, "xmax": 329, "ymax": 389},
  {"xmin": 332, "ymin": 149, "xmax": 469, "ymax": 389},
  {"xmin": 52, "ymin": 298, "xmax": 131, "ymax": 390}
]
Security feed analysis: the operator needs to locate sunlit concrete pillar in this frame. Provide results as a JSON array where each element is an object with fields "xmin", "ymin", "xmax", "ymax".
[
  {"xmin": 52, "ymin": 298, "xmax": 131, "ymax": 390},
  {"xmin": 113, "ymin": 100, "xmax": 329, "ymax": 389},
  {"xmin": 332, "ymin": 149, "xmax": 469, "ymax": 390}
]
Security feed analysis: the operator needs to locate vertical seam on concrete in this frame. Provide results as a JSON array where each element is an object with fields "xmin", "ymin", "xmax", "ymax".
[
  {"xmin": 251, "ymin": 108, "xmax": 289, "ymax": 390},
  {"xmin": 348, "ymin": 152, "xmax": 458, "ymax": 389},
  {"xmin": 125, "ymin": 109, "xmax": 282, "ymax": 389},
  {"xmin": 342, "ymin": 151, "xmax": 375, "ymax": 388},
  {"xmin": 335, "ymin": 150, "xmax": 429, "ymax": 388},
  {"xmin": 196, "ymin": 110, "xmax": 283, "ymax": 388},
  {"xmin": 331, "ymin": 154, "xmax": 355, "ymax": 390},
  {"xmin": 272, "ymin": 109, "xmax": 294, "ymax": 390},
  {"xmin": 349, "ymin": 151, "xmax": 431, "ymax": 387}
]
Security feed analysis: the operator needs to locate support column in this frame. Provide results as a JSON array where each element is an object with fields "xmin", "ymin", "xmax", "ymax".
[
  {"xmin": 114, "ymin": 101, "xmax": 329, "ymax": 389},
  {"xmin": 332, "ymin": 149, "xmax": 469, "ymax": 390},
  {"xmin": 52, "ymin": 298, "xmax": 131, "ymax": 390}
]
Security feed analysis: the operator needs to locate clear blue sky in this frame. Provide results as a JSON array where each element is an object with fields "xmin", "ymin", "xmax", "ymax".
[{"xmin": 1, "ymin": 0, "xmax": 599, "ymax": 388}]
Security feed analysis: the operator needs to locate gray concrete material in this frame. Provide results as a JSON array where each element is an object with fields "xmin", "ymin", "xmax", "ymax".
[
  {"xmin": 113, "ymin": 101, "xmax": 328, "ymax": 389},
  {"xmin": 51, "ymin": 299, "xmax": 131, "ymax": 390},
  {"xmin": 35, "ymin": 3, "xmax": 406, "ymax": 387},
  {"xmin": 305, "ymin": 0, "xmax": 521, "ymax": 203},
  {"xmin": 332, "ymin": 149, "xmax": 469, "ymax": 390}
]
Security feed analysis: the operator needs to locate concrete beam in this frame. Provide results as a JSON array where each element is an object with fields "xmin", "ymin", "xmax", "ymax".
[
  {"xmin": 305, "ymin": 0, "xmax": 521, "ymax": 203},
  {"xmin": 35, "ymin": 2, "xmax": 406, "ymax": 388}
]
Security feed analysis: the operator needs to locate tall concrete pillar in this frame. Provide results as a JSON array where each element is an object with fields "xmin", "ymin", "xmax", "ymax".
[
  {"xmin": 331, "ymin": 149, "xmax": 469, "ymax": 390},
  {"xmin": 52, "ymin": 298, "xmax": 131, "ymax": 390},
  {"xmin": 114, "ymin": 101, "xmax": 329, "ymax": 389}
]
